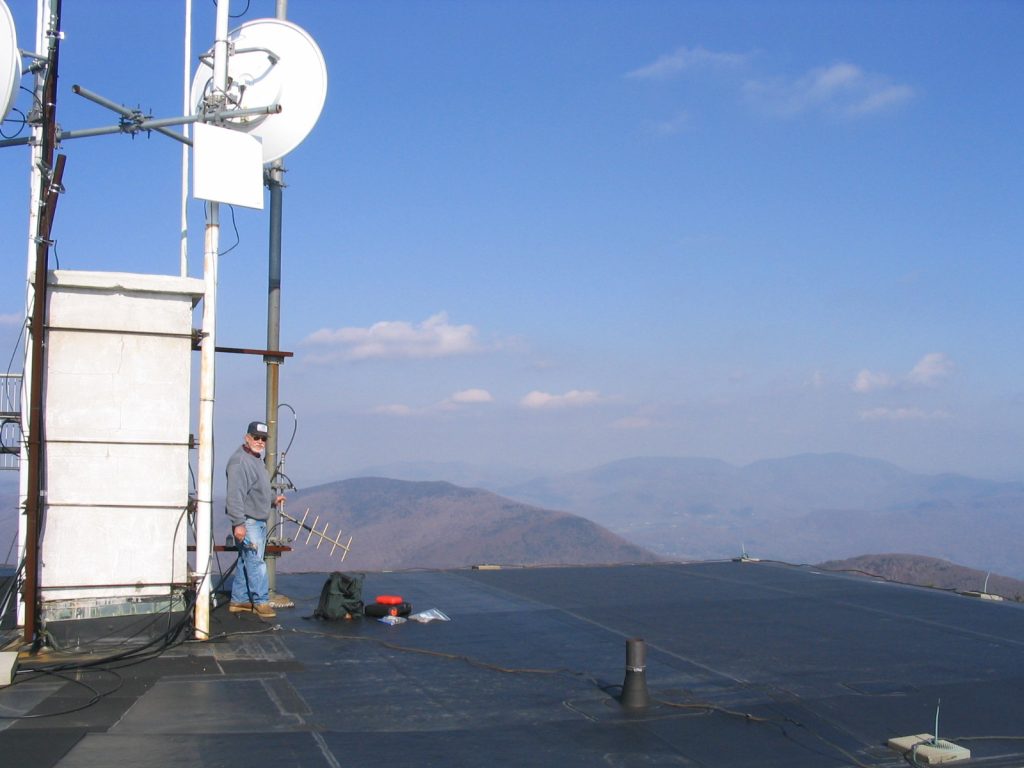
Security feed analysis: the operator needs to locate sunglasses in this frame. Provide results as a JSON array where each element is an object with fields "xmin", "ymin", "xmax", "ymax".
[{"xmin": 249, "ymin": 434, "xmax": 267, "ymax": 441}]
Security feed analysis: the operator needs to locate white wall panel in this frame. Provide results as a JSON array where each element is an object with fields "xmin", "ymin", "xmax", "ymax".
[
  {"xmin": 47, "ymin": 271, "xmax": 203, "ymax": 335},
  {"xmin": 44, "ymin": 332, "xmax": 191, "ymax": 442},
  {"xmin": 40, "ymin": 506, "xmax": 190, "ymax": 595},
  {"xmin": 44, "ymin": 443, "xmax": 189, "ymax": 508}
]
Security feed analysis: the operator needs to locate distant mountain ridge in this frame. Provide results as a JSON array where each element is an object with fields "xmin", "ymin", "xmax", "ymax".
[
  {"xmin": 817, "ymin": 554, "xmax": 1024, "ymax": 601},
  {"xmin": 496, "ymin": 453, "xmax": 1024, "ymax": 579},
  {"xmin": 503, "ymin": 453, "xmax": 1021, "ymax": 519},
  {"xmin": 350, "ymin": 461, "xmax": 536, "ymax": 491},
  {"xmin": 275, "ymin": 477, "xmax": 658, "ymax": 572}
]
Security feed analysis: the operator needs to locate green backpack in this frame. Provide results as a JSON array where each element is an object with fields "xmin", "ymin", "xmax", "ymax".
[{"xmin": 313, "ymin": 571, "xmax": 365, "ymax": 620}]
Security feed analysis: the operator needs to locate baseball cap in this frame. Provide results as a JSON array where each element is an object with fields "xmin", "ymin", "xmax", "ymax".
[{"xmin": 247, "ymin": 421, "xmax": 269, "ymax": 438}]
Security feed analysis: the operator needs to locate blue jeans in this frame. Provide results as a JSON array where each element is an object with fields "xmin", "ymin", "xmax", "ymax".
[{"xmin": 231, "ymin": 517, "xmax": 269, "ymax": 606}]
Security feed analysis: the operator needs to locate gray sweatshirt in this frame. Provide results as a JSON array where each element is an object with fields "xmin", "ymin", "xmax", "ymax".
[{"xmin": 225, "ymin": 444, "xmax": 273, "ymax": 526}]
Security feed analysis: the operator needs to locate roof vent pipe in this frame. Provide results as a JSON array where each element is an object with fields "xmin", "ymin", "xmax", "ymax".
[{"xmin": 620, "ymin": 637, "xmax": 651, "ymax": 708}]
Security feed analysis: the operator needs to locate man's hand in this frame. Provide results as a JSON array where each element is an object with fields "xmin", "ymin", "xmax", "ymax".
[
  {"xmin": 233, "ymin": 523, "xmax": 246, "ymax": 541},
  {"xmin": 275, "ymin": 495, "xmax": 286, "ymax": 507}
]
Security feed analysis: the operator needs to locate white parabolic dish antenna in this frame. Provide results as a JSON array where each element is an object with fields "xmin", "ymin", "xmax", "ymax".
[
  {"xmin": 191, "ymin": 18, "xmax": 327, "ymax": 164},
  {"xmin": 0, "ymin": 0, "xmax": 21, "ymax": 124}
]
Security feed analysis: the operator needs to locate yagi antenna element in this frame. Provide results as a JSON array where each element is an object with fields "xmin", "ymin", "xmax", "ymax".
[
  {"xmin": 0, "ymin": 0, "xmax": 21, "ymax": 124},
  {"xmin": 191, "ymin": 18, "xmax": 327, "ymax": 163},
  {"xmin": 280, "ymin": 508, "xmax": 353, "ymax": 562}
]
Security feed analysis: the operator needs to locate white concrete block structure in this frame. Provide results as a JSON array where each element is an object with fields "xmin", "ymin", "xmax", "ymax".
[{"xmin": 39, "ymin": 270, "xmax": 203, "ymax": 623}]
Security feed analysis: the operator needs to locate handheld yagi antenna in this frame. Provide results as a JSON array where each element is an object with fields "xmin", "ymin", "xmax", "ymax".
[{"xmin": 279, "ymin": 508, "xmax": 353, "ymax": 562}]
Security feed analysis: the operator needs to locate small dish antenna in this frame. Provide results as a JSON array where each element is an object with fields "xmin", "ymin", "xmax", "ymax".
[
  {"xmin": 191, "ymin": 18, "xmax": 327, "ymax": 164},
  {"xmin": 0, "ymin": 0, "xmax": 21, "ymax": 124}
]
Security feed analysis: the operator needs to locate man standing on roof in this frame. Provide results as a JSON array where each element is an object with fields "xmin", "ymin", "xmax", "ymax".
[{"xmin": 225, "ymin": 420, "xmax": 285, "ymax": 618}]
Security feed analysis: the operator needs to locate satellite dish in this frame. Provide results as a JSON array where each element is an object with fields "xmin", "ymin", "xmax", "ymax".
[
  {"xmin": 191, "ymin": 18, "xmax": 327, "ymax": 164},
  {"xmin": 0, "ymin": 0, "xmax": 21, "ymax": 124}
]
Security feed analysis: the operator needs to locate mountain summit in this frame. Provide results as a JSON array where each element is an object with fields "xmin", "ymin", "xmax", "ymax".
[{"xmin": 276, "ymin": 477, "xmax": 658, "ymax": 572}]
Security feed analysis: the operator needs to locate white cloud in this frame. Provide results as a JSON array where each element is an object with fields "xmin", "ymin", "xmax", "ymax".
[
  {"xmin": 852, "ymin": 369, "xmax": 895, "ymax": 393},
  {"xmin": 744, "ymin": 62, "xmax": 913, "ymax": 118},
  {"xmin": 520, "ymin": 389, "xmax": 602, "ymax": 410},
  {"xmin": 906, "ymin": 352, "xmax": 954, "ymax": 387},
  {"xmin": 626, "ymin": 45, "xmax": 749, "ymax": 80},
  {"xmin": 852, "ymin": 353, "xmax": 955, "ymax": 393},
  {"xmin": 813, "ymin": 62, "xmax": 863, "ymax": 92},
  {"xmin": 303, "ymin": 312, "xmax": 479, "ymax": 362},
  {"xmin": 377, "ymin": 389, "xmax": 494, "ymax": 416},
  {"xmin": 847, "ymin": 83, "xmax": 915, "ymax": 116},
  {"xmin": 449, "ymin": 388, "xmax": 493, "ymax": 405},
  {"xmin": 859, "ymin": 407, "xmax": 951, "ymax": 422},
  {"xmin": 0, "ymin": 313, "xmax": 23, "ymax": 327},
  {"xmin": 438, "ymin": 388, "xmax": 494, "ymax": 411}
]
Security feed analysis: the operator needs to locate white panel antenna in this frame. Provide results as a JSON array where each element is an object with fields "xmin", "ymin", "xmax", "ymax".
[
  {"xmin": 0, "ymin": 0, "xmax": 21, "ymax": 124},
  {"xmin": 192, "ymin": 122, "xmax": 264, "ymax": 208},
  {"xmin": 191, "ymin": 18, "xmax": 327, "ymax": 164}
]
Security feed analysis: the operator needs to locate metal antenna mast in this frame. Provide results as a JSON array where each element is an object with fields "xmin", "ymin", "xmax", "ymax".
[{"xmin": 265, "ymin": 0, "xmax": 288, "ymax": 603}]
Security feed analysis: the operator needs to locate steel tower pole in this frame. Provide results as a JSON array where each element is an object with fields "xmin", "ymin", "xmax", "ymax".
[{"xmin": 265, "ymin": 0, "xmax": 288, "ymax": 601}]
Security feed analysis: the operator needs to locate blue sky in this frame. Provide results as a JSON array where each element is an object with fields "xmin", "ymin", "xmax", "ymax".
[{"xmin": 1, "ymin": 1, "xmax": 1022, "ymax": 484}]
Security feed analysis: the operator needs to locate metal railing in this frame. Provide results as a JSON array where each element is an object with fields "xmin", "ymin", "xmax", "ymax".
[{"xmin": 1, "ymin": 374, "xmax": 22, "ymax": 470}]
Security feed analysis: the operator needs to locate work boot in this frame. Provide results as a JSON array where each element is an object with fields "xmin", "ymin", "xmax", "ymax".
[
  {"xmin": 254, "ymin": 602, "xmax": 277, "ymax": 618},
  {"xmin": 228, "ymin": 602, "xmax": 253, "ymax": 613}
]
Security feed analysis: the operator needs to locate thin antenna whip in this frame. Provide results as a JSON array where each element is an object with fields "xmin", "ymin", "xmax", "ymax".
[{"xmin": 179, "ymin": 0, "xmax": 192, "ymax": 276}]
